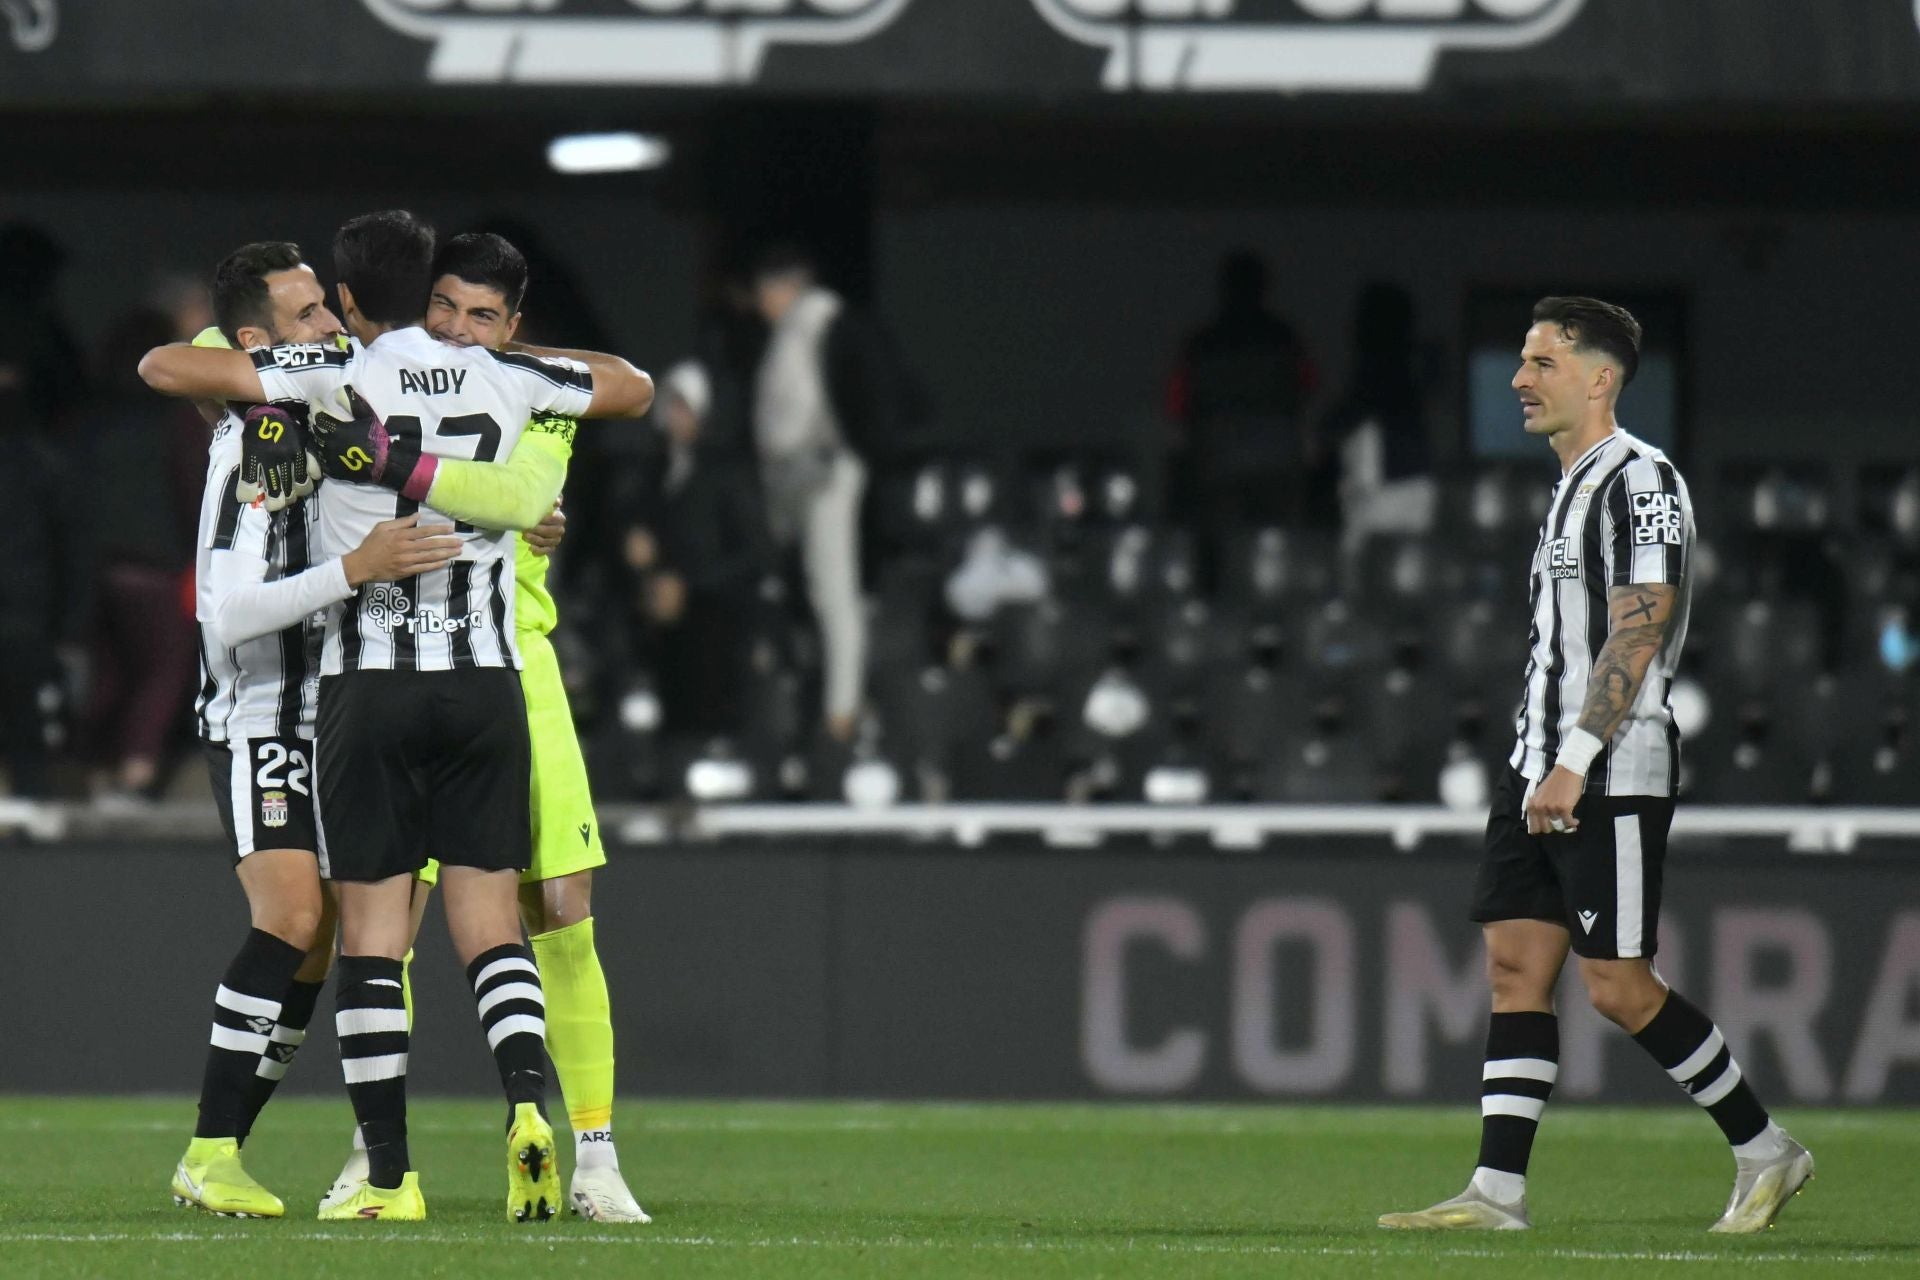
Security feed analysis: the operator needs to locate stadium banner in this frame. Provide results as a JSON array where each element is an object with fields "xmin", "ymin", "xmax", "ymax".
[
  {"xmin": 6, "ymin": 0, "xmax": 1920, "ymax": 102},
  {"xmin": 9, "ymin": 839, "xmax": 1920, "ymax": 1106}
]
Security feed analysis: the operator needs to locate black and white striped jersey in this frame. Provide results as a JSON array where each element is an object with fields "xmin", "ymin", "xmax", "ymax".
[
  {"xmin": 254, "ymin": 327, "xmax": 593, "ymax": 675},
  {"xmin": 195, "ymin": 411, "xmax": 326, "ymax": 742},
  {"xmin": 1509, "ymin": 430, "xmax": 1694, "ymax": 797}
]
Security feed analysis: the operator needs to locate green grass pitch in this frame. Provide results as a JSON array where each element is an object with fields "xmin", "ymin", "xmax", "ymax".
[{"xmin": 2, "ymin": 1098, "xmax": 1914, "ymax": 1278}]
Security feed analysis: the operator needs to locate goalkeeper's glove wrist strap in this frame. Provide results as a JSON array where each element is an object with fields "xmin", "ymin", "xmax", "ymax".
[{"xmin": 398, "ymin": 454, "xmax": 438, "ymax": 504}]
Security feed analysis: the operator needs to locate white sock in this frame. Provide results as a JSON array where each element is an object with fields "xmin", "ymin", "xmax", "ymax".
[
  {"xmin": 1470, "ymin": 1166, "xmax": 1526, "ymax": 1205},
  {"xmin": 575, "ymin": 1127, "xmax": 619, "ymax": 1171},
  {"xmin": 1733, "ymin": 1121, "xmax": 1790, "ymax": 1163},
  {"xmin": 352, "ymin": 1124, "xmax": 367, "ymax": 1152}
]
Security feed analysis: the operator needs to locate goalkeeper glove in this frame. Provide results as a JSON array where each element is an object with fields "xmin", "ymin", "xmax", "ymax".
[
  {"xmin": 310, "ymin": 388, "xmax": 438, "ymax": 501},
  {"xmin": 235, "ymin": 403, "xmax": 320, "ymax": 512}
]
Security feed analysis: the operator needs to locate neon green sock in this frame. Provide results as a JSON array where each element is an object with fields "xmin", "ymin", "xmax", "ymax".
[
  {"xmin": 529, "ymin": 916, "xmax": 616, "ymax": 1134},
  {"xmin": 401, "ymin": 948, "xmax": 415, "ymax": 1032}
]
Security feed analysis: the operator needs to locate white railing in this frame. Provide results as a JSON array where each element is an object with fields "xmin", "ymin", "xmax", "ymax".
[{"xmin": 6, "ymin": 798, "xmax": 1920, "ymax": 854}]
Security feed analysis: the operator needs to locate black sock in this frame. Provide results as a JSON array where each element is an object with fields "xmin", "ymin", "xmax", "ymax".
[
  {"xmin": 237, "ymin": 977, "xmax": 326, "ymax": 1148},
  {"xmin": 195, "ymin": 929, "xmax": 305, "ymax": 1140},
  {"xmin": 1475, "ymin": 1011, "xmax": 1558, "ymax": 1187},
  {"xmin": 1633, "ymin": 989, "xmax": 1771, "ymax": 1147},
  {"xmin": 467, "ymin": 943, "xmax": 548, "ymax": 1125},
  {"xmin": 336, "ymin": 955, "xmax": 411, "ymax": 1189}
]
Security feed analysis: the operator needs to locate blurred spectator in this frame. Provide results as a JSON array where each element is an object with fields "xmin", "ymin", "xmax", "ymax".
[
  {"xmin": 77, "ymin": 309, "xmax": 205, "ymax": 801},
  {"xmin": 753, "ymin": 245, "xmax": 921, "ymax": 740},
  {"xmin": 0, "ymin": 222, "xmax": 88, "ymax": 797},
  {"xmin": 1326, "ymin": 282, "xmax": 1437, "ymax": 557},
  {"xmin": 645, "ymin": 361, "xmax": 776, "ymax": 738},
  {"xmin": 147, "ymin": 270, "xmax": 215, "ymax": 341},
  {"xmin": 1166, "ymin": 249, "xmax": 1318, "ymax": 554},
  {"xmin": 0, "ymin": 221, "xmax": 88, "ymax": 431}
]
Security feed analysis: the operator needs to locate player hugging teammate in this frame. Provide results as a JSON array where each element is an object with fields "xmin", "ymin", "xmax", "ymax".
[{"xmin": 144, "ymin": 213, "xmax": 654, "ymax": 1224}]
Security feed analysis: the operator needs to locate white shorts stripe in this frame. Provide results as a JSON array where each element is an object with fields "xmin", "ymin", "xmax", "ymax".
[
  {"xmin": 336, "ymin": 1007, "xmax": 409, "ymax": 1038},
  {"xmin": 342, "ymin": 1052, "xmax": 409, "ymax": 1084},
  {"xmin": 215, "ymin": 984, "xmax": 280, "ymax": 1019},
  {"xmin": 1481, "ymin": 1094, "xmax": 1548, "ymax": 1121},
  {"xmin": 255, "ymin": 1057, "xmax": 291, "ymax": 1081},
  {"xmin": 210, "ymin": 1024, "xmax": 270, "ymax": 1055},
  {"xmin": 476, "ymin": 982, "xmax": 546, "ymax": 1020},
  {"xmin": 484, "ymin": 1013, "xmax": 547, "ymax": 1050},
  {"xmin": 1693, "ymin": 1061, "xmax": 1743, "ymax": 1108},
  {"xmin": 1483, "ymin": 1057, "xmax": 1559, "ymax": 1084},
  {"xmin": 1670, "ymin": 1027, "xmax": 1725, "ymax": 1084},
  {"xmin": 474, "ymin": 957, "xmax": 539, "ymax": 989},
  {"xmin": 1614, "ymin": 813, "xmax": 1644, "ymax": 958},
  {"xmin": 228, "ymin": 736, "xmax": 256, "ymax": 858}
]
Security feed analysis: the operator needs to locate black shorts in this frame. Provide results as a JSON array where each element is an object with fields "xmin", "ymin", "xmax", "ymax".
[
  {"xmin": 203, "ymin": 734, "xmax": 320, "ymax": 862},
  {"xmin": 1470, "ymin": 765, "xmax": 1674, "ymax": 960},
  {"xmin": 314, "ymin": 668, "xmax": 531, "ymax": 883}
]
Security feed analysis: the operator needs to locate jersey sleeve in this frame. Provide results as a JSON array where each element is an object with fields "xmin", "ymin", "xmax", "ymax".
[
  {"xmin": 251, "ymin": 340, "xmax": 353, "ymax": 409},
  {"xmin": 1603, "ymin": 456, "xmax": 1689, "ymax": 586},
  {"xmin": 425, "ymin": 425, "xmax": 571, "ymax": 531},
  {"xmin": 201, "ymin": 499, "xmax": 352, "ymax": 648},
  {"xmin": 491, "ymin": 350, "xmax": 594, "ymax": 419}
]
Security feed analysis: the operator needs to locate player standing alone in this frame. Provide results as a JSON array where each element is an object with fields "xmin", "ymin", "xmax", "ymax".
[{"xmin": 1379, "ymin": 297, "xmax": 1813, "ymax": 1234}]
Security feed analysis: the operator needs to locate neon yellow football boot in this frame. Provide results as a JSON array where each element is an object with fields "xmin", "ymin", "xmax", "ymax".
[
  {"xmin": 505, "ymin": 1102, "xmax": 558, "ymax": 1223},
  {"xmin": 316, "ymin": 1171, "xmax": 427, "ymax": 1222},
  {"xmin": 170, "ymin": 1137, "xmax": 285, "ymax": 1218}
]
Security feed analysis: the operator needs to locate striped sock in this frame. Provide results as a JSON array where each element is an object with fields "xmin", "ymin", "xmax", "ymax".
[
  {"xmin": 1633, "ymin": 990, "xmax": 1773, "ymax": 1149},
  {"xmin": 1471, "ymin": 1011, "xmax": 1558, "ymax": 1204},
  {"xmin": 336, "ymin": 955, "xmax": 411, "ymax": 1189},
  {"xmin": 468, "ymin": 943, "xmax": 549, "ymax": 1122},
  {"xmin": 237, "ymin": 977, "xmax": 325, "ymax": 1147},
  {"xmin": 194, "ymin": 929, "xmax": 305, "ymax": 1140}
]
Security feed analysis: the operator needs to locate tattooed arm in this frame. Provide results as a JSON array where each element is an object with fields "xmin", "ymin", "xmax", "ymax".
[
  {"xmin": 1525, "ymin": 583, "xmax": 1678, "ymax": 835},
  {"xmin": 1574, "ymin": 584, "xmax": 1678, "ymax": 745}
]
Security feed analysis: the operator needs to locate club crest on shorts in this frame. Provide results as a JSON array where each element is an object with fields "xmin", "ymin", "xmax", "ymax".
[
  {"xmin": 359, "ymin": 0, "xmax": 914, "ymax": 85},
  {"xmin": 1032, "ymin": 0, "xmax": 1585, "ymax": 93},
  {"xmin": 261, "ymin": 790, "xmax": 290, "ymax": 829}
]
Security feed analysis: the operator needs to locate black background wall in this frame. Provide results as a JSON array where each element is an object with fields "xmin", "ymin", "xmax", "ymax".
[{"xmin": 8, "ymin": 839, "xmax": 1919, "ymax": 1106}]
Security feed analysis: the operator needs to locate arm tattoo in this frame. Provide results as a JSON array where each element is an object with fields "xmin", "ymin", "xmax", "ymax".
[{"xmin": 1574, "ymin": 585, "xmax": 1677, "ymax": 744}]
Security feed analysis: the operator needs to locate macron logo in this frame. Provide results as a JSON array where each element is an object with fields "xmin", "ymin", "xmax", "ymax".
[{"xmin": 1577, "ymin": 910, "xmax": 1598, "ymax": 933}]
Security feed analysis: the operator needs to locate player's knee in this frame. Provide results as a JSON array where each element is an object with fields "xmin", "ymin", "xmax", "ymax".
[
  {"xmin": 256, "ymin": 899, "xmax": 325, "ymax": 950},
  {"xmin": 1484, "ymin": 948, "xmax": 1550, "ymax": 1007},
  {"xmin": 1581, "ymin": 966, "xmax": 1663, "ymax": 1030}
]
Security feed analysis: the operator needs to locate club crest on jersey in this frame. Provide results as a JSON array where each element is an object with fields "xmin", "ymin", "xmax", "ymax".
[
  {"xmin": 359, "ymin": 0, "xmax": 913, "ymax": 85},
  {"xmin": 1631, "ymin": 491, "xmax": 1683, "ymax": 546},
  {"xmin": 1545, "ymin": 536, "xmax": 1580, "ymax": 579},
  {"xmin": 1032, "ymin": 0, "xmax": 1585, "ymax": 92},
  {"xmin": 261, "ymin": 790, "xmax": 289, "ymax": 829}
]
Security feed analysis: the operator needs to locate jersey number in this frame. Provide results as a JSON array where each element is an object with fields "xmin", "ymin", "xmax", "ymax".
[
  {"xmin": 385, "ymin": 412, "xmax": 504, "ymax": 534},
  {"xmin": 255, "ymin": 742, "xmax": 310, "ymax": 796}
]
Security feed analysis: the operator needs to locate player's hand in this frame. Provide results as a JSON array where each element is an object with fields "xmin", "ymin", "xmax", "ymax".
[
  {"xmin": 524, "ymin": 502, "xmax": 566, "ymax": 557},
  {"xmin": 236, "ymin": 404, "xmax": 319, "ymax": 512},
  {"xmin": 1526, "ymin": 765, "xmax": 1584, "ymax": 836},
  {"xmin": 310, "ymin": 388, "xmax": 437, "ymax": 501},
  {"xmin": 341, "ymin": 515, "xmax": 463, "ymax": 587}
]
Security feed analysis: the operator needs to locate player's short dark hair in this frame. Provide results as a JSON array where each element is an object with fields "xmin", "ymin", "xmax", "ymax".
[
  {"xmin": 333, "ymin": 210, "xmax": 436, "ymax": 327},
  {"xmin": 211, "ymin": 241, "xmax": 305, "ymax": 345},
  {"xmin": 1532, "ymin": 295, "xmax": 1642, "ymax": 386},
  {"xmin": 432, "ymin": 232, "xmax": 529, "ymax": 314}
]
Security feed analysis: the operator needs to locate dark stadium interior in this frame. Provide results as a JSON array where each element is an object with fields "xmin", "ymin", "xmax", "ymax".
[{"xmin": 5, "ymin": 95, "xmax": 1917, "ymax": 808}]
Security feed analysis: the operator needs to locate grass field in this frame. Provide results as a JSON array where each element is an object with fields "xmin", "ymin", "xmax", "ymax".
[{"xmin": 2, "ymin": 1098, "xmax": 1915, "ymax": 1278}]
